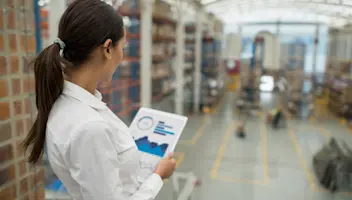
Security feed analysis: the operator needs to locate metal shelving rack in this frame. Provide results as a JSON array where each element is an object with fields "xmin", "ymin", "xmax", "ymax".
[
  {"xmin": 282, "ymin": 38, "xmax": 307, "ymax": 103},
  {"xmin": 118, "ymin": 0, "xmax": 178, "ymax": 114},
  {"xmin": 199, "ymin": 34, "xmax": 223, "ymax": 111},
  {"xmin": 183, "ymin": 23, "xmax": 196, "ymax": 114},
  {"xmin": 325, "ymin": 25, "xmax": 352, "ymax": 121},
  {"xmin": 150, "ymin": 13, "xmax": 177, "ymax": 111},
  {"xmin": 97, "ymin": 0, "xmax": 178, "ymax": 120},
  {"xmin": 281, "ymin": 38, "xmax": 306, "ymax": 71},
  {"xmin": 196, "ymin": 14, "xmax": 224, "ymax": 113}
]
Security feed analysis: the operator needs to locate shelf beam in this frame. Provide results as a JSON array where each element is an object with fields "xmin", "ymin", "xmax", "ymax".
[{"xmin": 140, "ymin": 0, "xmax": 154, "ymax": 108}]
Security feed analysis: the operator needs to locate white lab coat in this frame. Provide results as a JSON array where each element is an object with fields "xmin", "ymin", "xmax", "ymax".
[{"xmin": 46, "ymin": 81, "xmax": 163, "ymax": 200}]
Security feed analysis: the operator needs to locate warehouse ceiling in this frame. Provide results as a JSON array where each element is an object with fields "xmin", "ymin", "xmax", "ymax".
[
  {"xmin": 201, "ymin": 0, "xmax": 352, "ymax": 26},
  {"xmin": 96, "ymin": 0, "xmax": 352, "ymax": 26}
]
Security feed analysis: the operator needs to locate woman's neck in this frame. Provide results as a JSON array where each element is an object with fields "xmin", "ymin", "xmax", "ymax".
[{"xmin": 66, "ymin": 66, "xmax": 99, "ymax": 94}]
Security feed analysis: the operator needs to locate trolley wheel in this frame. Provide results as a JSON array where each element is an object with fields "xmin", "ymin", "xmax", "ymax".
[
  {"xmin": 237, "ymin": 131, "xmax": 246, "ymax": 138},
  {"xmin": 194, "ymin": 179, "xmax": 201, "ymax": 187}
]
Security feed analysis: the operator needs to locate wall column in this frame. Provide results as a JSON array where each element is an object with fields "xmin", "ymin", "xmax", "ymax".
[
  {"xmin": 48, "ymin": 0, "xmax": 66, "ymax": 45},
  {"xmin": 175, "ymin": 1, "xmax": 185, "ymax": 115},
  {"xmin": 193, "ymin": 9, "xmax": 203, "ymax": 113},
  {"xmin": 140, "ymin": 0, "xmax": 154, "ymax": 107}
]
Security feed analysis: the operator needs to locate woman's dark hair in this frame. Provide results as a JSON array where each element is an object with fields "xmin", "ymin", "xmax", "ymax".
[{"xmin": 23, "ymin": 0, "xmax": 124, "ymax": 164}]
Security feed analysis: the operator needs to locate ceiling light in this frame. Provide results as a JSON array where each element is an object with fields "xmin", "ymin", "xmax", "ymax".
[{"xmin": 201, "ymin": 0, "xmax": 217, "ymax": 5}]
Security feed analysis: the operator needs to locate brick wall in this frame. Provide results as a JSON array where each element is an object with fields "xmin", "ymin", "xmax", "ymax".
[{"xmin": 0, "ymin": 0, "xmax": 45, "ymax": 199}]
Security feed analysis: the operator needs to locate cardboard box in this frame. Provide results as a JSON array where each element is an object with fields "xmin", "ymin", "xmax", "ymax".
[
  {"xmin": 153, "ymin": 0, "xmax": 171, "ymax": 17},
  {"xmin": 342, "ymin": 85, "xmax": 352, "ymax": 104}
]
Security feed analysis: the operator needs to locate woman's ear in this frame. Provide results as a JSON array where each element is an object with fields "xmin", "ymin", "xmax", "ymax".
[{"xmin": 103, "ymin": 39, "xmax": 112, "ymax": 59}]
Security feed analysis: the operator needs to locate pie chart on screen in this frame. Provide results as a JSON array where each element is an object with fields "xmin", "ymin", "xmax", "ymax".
[{"xmin": 137, "ymin": 116, "xmax": 154, "ymax": 130}]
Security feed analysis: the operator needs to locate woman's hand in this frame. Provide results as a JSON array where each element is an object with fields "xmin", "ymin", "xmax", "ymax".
[{"xmin": 154, "ymin": 152, "xmax": 177, "ymax": 180}]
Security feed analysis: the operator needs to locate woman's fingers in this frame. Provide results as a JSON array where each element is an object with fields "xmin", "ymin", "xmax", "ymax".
[{"xmin": 167, "ymin": 152, "xmax": 174, "ymax": 159}]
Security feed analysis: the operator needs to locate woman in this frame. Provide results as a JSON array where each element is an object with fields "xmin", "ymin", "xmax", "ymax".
[{"xmin": 23, "ymin": 0, "xmax": 176, "ymax": 199}]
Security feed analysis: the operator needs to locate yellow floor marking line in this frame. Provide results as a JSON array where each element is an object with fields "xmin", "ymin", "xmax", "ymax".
[
  {"xmin": 178, "ymin": 116, "xmax": 209, "ymax": 145},
  {"xmin": 211, "ymin": 120, "xmax": 269, "ymax": 186},
  {"xmin": 288, "ymin": 128, "xmax": 317, "ymax": 189},
  {"xmin": 339, "ymin": 117, "xmax": 352, "ymax": 135},
  {"xmin": 340, "ymin": 118, "xmax": 347, "ymax": 126},
  {"xmin": 210, "ymin": 97, "xmax": 222, "ymax": 114},
  {"xmin": 317, "ymin": 127, "xmax": 330, "ymax": 142},
  {"xmin": 210, "ymin": 122, "xmax": 234, "ymax": 179},
  {"xmin": 175, "ymin": 152, "xmax": 185, "ymax": 168},
  {"xmin": 179, "ymin": 98, "xmax": 223, "ymax": 146},
  {"xmin": 261, "ymin": 123, "xmax": 269, "ymax": 184}
]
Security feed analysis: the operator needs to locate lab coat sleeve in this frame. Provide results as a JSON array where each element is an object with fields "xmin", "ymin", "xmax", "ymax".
[{"xmin": 67, "ymin": 120, "xmax": 164, "ymax": 200}]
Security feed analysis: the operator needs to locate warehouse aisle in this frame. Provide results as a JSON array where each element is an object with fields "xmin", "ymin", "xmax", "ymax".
[{"xmin": 155, "ymin": 93, "xmax": 352, "ymax": 200}]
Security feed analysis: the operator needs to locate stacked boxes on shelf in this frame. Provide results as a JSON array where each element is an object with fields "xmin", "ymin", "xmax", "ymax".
[
  {"xmin": 201, "ymin": 36, "xmax": 215, "ymax": 107},
  {"xmin": 94, "ymin": 0, "xmax": 142, "ymax": 123},
  {"xmin": 239, "ymin": 36, "xmax": 263, "ymax": 107},
  {"xmin": 328, "ymin": 79, "xmax": 352, "ymax": 116},
  {"xmin": 150, "ymin": 1, "xmax": 176, "ymax": 104},
  {"xmin": 285, "ymin": 67, "xmax": 305, "ymax": 102},
  {"xmin": 200, "ymin": 34, "xmax": 222, "ymax": 109},
  {"xmin": 184, "ymin": 23, "xmax": 196, "ymax": 113},
  {"xmin": 199, "ymin": 16, "xmax": 224, "ymax": 111},
  {"xmin": 185, "ymin": 24, "xmax": 195, "ymax": 86},
  {"xmin": 101, "ymin": 0, "xmax": 176, "ymax": 119},
  {"xmin": 280, "ymin": 39, "xmax": 306, "ymax": 103},
  {"xmin": 325, "ymin": 25, "xmax": 352, "ymax": 118},
  {"xmin": 280, "ymin": 39, "xmax": 306, "ymax": 71},
  {"xmin": 240, "ymin": 66, "xmax": 262, "ymax": 106}
]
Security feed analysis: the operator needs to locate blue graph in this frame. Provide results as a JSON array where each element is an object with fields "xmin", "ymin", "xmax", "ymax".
[
  {"xmin": 137, "ymin": 116, "xmax": 154, "ymax": 130},
  {"xmin": 153, "ymin": 121, "xmax": 174, "ymax": 136},
  {"xmin": 134, "ymin": 136, "xmax": 168, "ymax": 157}
]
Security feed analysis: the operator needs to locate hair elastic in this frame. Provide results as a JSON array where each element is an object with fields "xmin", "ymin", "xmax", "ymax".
[{"xmin": 54, "ymin": 38, "xmax": 66, "ymax": 56}]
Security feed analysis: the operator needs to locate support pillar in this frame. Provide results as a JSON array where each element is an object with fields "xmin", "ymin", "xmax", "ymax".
[
  {"xmin": 140, "ymin": 0, "xmax": 153, "ymax": 107},
  {"xmin": 175, "ymin": 1, "xmax": 185, "ymax": 115},
  {"xmin": 313, "ymin": 24, "xmax": 320, "ymax": 74},
  {"xmin": 276, "ymin": 20, "xmax": 280, "ymax": 37},
  {"xmin": 276, "ymin": 20, "xmax": 281, "ymax": 71},
  {"xmin": 238, "ymin": 25, "xmax": 243, "ymax": 71},
  {"xmin": 346, "ymin": 35, "xmax": 351, "ymax": 62},
  {"xmin": 193, "ymin": 9, "xmax": 203, "ymax": 113},
  {"xmin": 238, "ymin": 25, "xmax": 242, "ymax": 43}
]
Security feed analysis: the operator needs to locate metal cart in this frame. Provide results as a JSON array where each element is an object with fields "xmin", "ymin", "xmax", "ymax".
[{"xmin": 235, "ymin": 72, "xmax": 262, "ymax": 137}]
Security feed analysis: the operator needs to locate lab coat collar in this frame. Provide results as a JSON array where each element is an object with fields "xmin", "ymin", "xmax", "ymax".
[{"xmin": 63, "ymin": 80, "xmax": 107, "ymax": 110}]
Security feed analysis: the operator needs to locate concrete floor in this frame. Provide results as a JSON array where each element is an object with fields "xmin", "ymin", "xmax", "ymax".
[{"xmin": 156, "ymin": 93, "xmax": 352, "ymax": 200}]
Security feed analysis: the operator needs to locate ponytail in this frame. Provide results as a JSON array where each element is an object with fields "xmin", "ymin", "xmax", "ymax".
[{"xmin": 23, "ymin": 43, "xmax": 66, "ymax": 164}]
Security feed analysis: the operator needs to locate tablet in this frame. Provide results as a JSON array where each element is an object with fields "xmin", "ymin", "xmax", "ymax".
[{"xmin": 129, "ymin": 107, "xmax": 188, "ymax": 158}]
